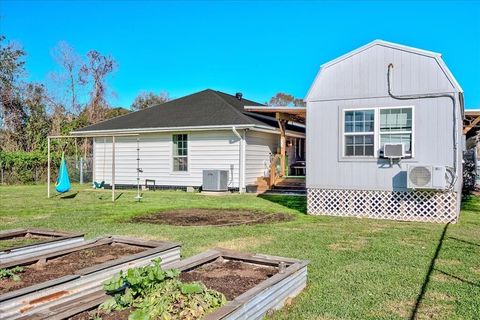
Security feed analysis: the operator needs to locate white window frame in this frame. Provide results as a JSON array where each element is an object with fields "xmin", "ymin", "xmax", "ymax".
[
  {"xmin": 378, "ymin": 106, "xmax": 415, "ymax": 158},
  {"xmin": 341, "ymin": 106, "xmax": 415, "ymax": 159},
  {"xmin": 171, "ymin": 133, "xmax": 189, "ymax": 173},
  {"xmin": 342, "ymin": 108, "xmax": 377, "ymax": 158}
]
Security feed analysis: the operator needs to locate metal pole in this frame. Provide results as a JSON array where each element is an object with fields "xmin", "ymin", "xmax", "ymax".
[
  {"xmin": 135, "ymin": 138, "xmax": 142, "ymax": 201},
  {"xmin": 112, "ymin": 136, "xmax": 115, "ymax": 202},
  {"xmin": 79, "ymin": 157, "xmax": 84, "ymax": 184},
  {"xmin": 47, "ymin": 137, "xmax": 51, "ymax": 198}
]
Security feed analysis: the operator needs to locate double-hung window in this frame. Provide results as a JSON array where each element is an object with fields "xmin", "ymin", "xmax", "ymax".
[
  {"xmin": 379, "ymin": 107, "xmax": 413, "ymax": 157},
  {"xmin": 344, "ymin": 110, "xmax": 375, "ymax": 156},
  {"xmin": 343, "ymin": 106, "xmax": 414, "ymax": 158},
  {"xmin": 173, "ymin": 134, "xmax": 188, "ymax": 171}
]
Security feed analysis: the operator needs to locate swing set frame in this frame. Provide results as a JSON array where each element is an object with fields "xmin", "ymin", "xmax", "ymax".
[{"xmin": 47, "ymin": 133, "xmax": 139, "ymax": 202}]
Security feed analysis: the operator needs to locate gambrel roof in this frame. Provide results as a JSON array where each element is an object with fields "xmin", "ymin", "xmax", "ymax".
[{"xmin": 306, "ymin": 40, "xmax": 463, "ymax": 101}]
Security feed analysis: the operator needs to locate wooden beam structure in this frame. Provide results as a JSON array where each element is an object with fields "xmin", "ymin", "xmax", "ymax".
[{"xmin": 464, "ymin": 110, "xmax": 480, "ymax": 135}]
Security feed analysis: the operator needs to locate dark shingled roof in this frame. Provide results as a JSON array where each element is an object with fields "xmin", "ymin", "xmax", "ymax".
[{"xmin": 75, "ymin": 89, "xmax": 304, "ymax": 133}]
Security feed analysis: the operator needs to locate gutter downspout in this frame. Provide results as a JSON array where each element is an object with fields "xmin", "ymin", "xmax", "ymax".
[{"xmin": 232, "ymin": 127, "xmax": 246, "ymax": 193}]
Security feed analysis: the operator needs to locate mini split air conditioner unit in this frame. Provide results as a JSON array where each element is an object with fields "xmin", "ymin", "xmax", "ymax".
[{"xmin": 407, "ymin": 165, "xmax": 447, "ymax": 190}]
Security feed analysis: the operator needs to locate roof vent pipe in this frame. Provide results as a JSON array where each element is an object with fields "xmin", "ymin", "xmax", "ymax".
[{"xmin": 235, "ymin": 92, "xmax": 243, "ymax": 100}]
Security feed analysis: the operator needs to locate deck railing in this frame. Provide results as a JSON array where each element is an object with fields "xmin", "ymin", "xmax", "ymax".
[{"xmin": 269, "ymin": 154, "xmax": 282, "ymax": 187}]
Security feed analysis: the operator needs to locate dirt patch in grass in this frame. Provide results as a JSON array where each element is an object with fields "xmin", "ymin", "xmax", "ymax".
[
  {"xmin": 0, "ymin": 243, "xmax": 145, "ymax": 294},
  {"xmin": 179, "ymin": 258, "xmax": 277, "ymax": 300},
  {"xmin": 203, "ymin": 236, "xmax": 273, "ymax": 252},
  {"xmin": 328, "ymin": 238, "xmax": 367, "ymax": 252},
  {"xmin": 130, "ymin": 209, "xmax": 293, "ymax": 227},
  {"xmin": 437, "ymin": 259, "xmax": 462, "ymax": 266},
  {"xmin": 431, "ymin": 271, "xmax": 463, "ymax": 284},
  {"xmin": 381, "ymin": 296, "xmax": 453, "ymax": 320}
]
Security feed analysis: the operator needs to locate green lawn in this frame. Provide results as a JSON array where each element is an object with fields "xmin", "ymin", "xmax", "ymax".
[{"xmin": 1, "ymin": 185, "xmax": 479, "ymax": 319}]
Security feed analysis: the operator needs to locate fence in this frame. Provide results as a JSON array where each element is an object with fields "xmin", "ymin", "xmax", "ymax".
[{"xmin": 0, "ymin": 155, "xmax": 93, "ymax": 185}]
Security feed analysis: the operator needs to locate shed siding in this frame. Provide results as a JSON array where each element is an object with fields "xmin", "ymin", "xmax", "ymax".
[
  {"xmin": 306, "ymin": 43, "xmax": 462, "ymax": 193},
  {"xmin": 245, "ymin": 131, "xmax": 278, "ymax": 185},
  {"xmin": 308, "ymin": 44, "xmax": 456, "ymax": 102},
  {"xmin": 306, "ymin": 42, "xmax": 463, "ymax": 221},
  {"xmin": 93, "ymin": 130, "xmax": 240, "ymax": 188},
  {"xmin": 307, "ymin": 96, "xmax": 460, "ymax": 191}
]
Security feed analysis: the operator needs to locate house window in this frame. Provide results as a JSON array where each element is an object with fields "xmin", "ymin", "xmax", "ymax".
[
  {"xmin": 344, "ymin": 110, "xmax": 375, "ymax": 156},
  {"xmin": 380, "ymin": 107, "xmax": 413, "ymax": 156},
  {"xmin": 173, "ymin": 134, "xmax": 188, "ymax": 171}
]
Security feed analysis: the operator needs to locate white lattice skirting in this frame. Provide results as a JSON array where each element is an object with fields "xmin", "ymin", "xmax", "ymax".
[{"xmin": 307, "ymin": 188, "xmax": 458, "ymax": 223}]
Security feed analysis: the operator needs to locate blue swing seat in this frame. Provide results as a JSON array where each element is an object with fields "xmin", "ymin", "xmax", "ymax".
[{"xmin": 56, "ymin": 153, "xmax": 71, "ymax": 193}]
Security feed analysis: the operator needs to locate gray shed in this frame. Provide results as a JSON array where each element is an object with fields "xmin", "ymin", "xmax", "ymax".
[{"xmin": 305, "ymin": 40, "xmax": 464, "ymax": 223}]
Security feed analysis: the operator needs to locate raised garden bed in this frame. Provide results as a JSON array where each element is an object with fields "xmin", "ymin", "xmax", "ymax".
[
  {"xmin": 0, "ymin": 228, "xmax": 84, "ymax": 264},
  {"xmin": 0, "ymin": 236, "xmax": 181, "ymax": 320},
  {"xmin": 130, "ymin": 209, "xmax": 294, "ymax": 226},
  {"xmin": 20, "ymin": 248, "xmax": 308, "ymax": 320}
]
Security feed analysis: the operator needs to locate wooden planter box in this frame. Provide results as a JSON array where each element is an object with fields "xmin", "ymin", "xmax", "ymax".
[
  {"xmin": 0, "ymin": 236, "xmax": 181, "ymax": 320},
  {"xmin": 0, "ymin": 228, "xmax": 84, "ymax": 265},
  {"xmin": 18, "ymin": 248, "xmax": 308, "ymax": 320}
]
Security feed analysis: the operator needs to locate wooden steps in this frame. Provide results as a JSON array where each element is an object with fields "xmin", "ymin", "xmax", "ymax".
[{"xmin": 251, "ymin": 177, "xmax": 306, "ymax": 195}]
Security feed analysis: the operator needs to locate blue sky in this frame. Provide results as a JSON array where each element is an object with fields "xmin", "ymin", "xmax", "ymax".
[{"xmin": 1, "ymin": 0, "xmax": 479, "ymax": 108}]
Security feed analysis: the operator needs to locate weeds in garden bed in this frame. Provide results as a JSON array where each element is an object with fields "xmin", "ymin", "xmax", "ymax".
[
  {"xmin": 95, "ymin": 258, "xmax": 226, "ymax": 320},
  {"xmin": 0, "ymin": 266, "xmax": 24, "ymax": 282}
]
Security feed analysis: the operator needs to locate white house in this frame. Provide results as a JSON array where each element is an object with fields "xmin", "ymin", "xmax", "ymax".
[
  {"xmin": 73, "ymin": 90, "xmax": 305, "ymax": 192},
  {"xmin": 305, "ymin": 40, "xmax": 464, "ymax": 223}
]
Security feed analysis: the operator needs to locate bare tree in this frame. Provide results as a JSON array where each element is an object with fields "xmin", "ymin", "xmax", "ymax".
[
  {"xmin": 131, "ymin": 91, "xmax": 170, "ymax": 111},
  {"xmin": 50, "ymin": 41, "xmax": 83, "ymax": 114},
  {"xmin": 79, "ymin": 50, "xmax": 117, "ymax": 124}
]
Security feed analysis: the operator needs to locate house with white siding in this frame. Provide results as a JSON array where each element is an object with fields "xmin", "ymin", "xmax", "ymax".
[
  {"xmin": 305, "ymin": 40, "xmax": 464, "ymax": 223},
  {"xmin": 73, "ymin": 89, "xmax": 305, "ymax": 192}
]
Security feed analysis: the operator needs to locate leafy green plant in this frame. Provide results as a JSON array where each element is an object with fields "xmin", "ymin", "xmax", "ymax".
[
  {"xmin": 0, "ymin": 266, "xmax": 25, "ymax": 281},
  {"xmin": 100, "ymin": 258, "xmax": 226, "ymax": 320}
]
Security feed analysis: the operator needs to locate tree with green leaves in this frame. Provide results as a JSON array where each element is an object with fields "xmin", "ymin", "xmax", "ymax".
[
  {"xmin": 268, "ymin": 92, "xmax": 305, "ymax": 107},
  {"xmin": 131, "ymin": 91, "xmax": 170, "ymax": 111},
  {"xmin": 23, "ymin": 83, "xmax": 51, "ymax": 152},
  {"xmin": 0, "ymin": 35, "xmax": 28, "ymax": 151}
]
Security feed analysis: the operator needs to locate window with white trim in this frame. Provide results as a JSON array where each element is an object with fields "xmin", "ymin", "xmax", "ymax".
[
  {"xmin": 172, "ymin": 134, "xmax": 188, "ymax": 171},
  {"xmin": 342, "ymin": 106, "xmax": 414, "ymax": 158},
  {"xmin": 379, "ymin": 107, "xmax": 413, "ymax": 156},
  {"xmin": 344, "ymin": 110, "xmax": 375, "ymax": 156}
]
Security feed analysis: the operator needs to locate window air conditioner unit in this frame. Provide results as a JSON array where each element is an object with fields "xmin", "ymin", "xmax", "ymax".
[
  {"xmin": 407, "ymin": 165, "xmax": 447, "ymax": 190},
  {"xmin": 384, "ymin": 143, "xmax": 405, "ymax": 158}
]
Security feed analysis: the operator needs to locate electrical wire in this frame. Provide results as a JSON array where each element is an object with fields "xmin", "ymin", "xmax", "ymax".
[{"xmin": 387, "ymin": 63, "xmax": 459, "ymax": 190}]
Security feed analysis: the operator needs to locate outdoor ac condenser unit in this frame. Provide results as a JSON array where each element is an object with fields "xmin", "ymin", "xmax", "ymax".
[
  {"xmin": 202, "ymin": 170, "xmax": 229, "ymax": 191},
  {"xmin": 407, "ymin": 165, "xmax": 447, "ymax": 190},
  {"xmin": 384, "ymin": 143, "xmax": 405, "ymax": 158}
]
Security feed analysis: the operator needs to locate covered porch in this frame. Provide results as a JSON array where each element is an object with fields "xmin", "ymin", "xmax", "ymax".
[{"xmin": 244, "ymin": 106, "xmax": 306, "ymax": 192}]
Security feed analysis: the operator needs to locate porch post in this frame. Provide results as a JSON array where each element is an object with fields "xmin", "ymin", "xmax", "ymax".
[{"xmin": 277, "ymin": 115, "xmax": 287, "ymax": 177}]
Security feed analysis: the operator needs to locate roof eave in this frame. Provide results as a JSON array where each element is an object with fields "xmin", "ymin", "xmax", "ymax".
[{"xmin": 70, "ymin": 124, "xmax": 276, "ymax": 136}]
